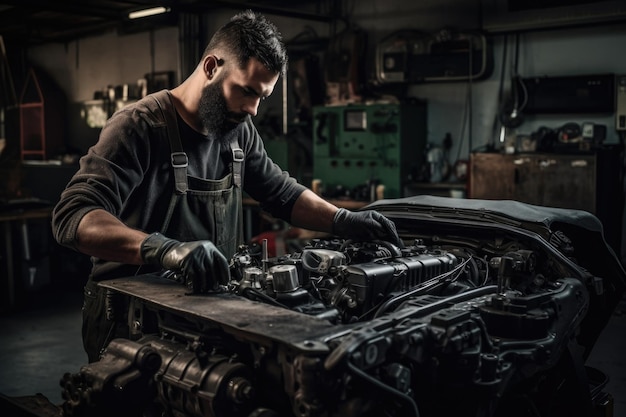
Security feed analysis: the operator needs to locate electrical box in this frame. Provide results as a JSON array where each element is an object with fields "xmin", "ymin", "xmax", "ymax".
[
  {"xmin": 522, "ymin": 74, "xmax": 615, "ymax": 114},
  {"xmin": 312, "ymin": 102, "xmax": 427, "ymax": 199},
  {"xmin": 376, "ymin": 30, "xmax": 492, "ymax": 84}
]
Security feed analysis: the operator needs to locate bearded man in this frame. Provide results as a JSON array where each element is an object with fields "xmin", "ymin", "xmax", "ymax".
[{"xmin": 52, "ymin": 10, "xmax": 401, "ymax": 362}]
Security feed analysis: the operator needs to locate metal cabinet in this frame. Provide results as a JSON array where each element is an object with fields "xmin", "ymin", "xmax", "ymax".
[
  {"xmin": 469, "ymin": 152, "xmax": 597, "ymax": 213},
  {"xmin": 312, "ymin": 103, "xmax": 427, "ymax": 199}
]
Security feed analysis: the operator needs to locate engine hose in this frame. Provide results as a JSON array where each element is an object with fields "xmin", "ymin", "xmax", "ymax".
[
  {"xmin": 241, "ymin": 287, "xmax": 290, "ymax": 309},
  {"xmin": 372, "ymin": 279, "xmax": 446, "ymax": 319},
  {"xmin": 346, "ymin": 361, "xmax": 420, "ymax": 417}
]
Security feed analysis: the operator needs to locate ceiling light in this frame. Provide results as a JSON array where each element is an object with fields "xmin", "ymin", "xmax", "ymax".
[{"xmin": 128, "ymin": 7, "xmax": 170, "ymax": 20}]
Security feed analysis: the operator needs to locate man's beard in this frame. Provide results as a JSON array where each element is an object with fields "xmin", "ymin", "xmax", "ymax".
[{"xmin": 198, "ymin": 78, "xmax": 248, "ymax": 136}]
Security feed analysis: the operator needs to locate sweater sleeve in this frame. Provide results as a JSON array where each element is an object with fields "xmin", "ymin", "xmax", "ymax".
[{"xmin": 51, "ymin": 103, "xmax": 161, "ymax": 250}]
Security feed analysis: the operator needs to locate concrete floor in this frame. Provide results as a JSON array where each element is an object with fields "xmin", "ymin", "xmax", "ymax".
[
  {"xmin": 0, "ymin": 286, "xmax": 624, "ymax": 416},
  {"xmin": 0, "ymin": 288, "xmax": 85, "ymax": 406}
]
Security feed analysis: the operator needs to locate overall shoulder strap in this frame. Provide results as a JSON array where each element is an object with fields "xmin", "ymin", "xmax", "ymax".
[
  {"xmin": 151, "ymin": 90, "xmax": 188, "ymax": 195},
  {"xmin": 150, "ymin": 90, "xmax": 187, "ymax": 237},
  {"xmin": 230, "ymin": 134, "xmax": 244, "ymax": 188}
]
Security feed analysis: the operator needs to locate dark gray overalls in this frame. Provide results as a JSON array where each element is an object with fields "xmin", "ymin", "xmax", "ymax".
[{"xmin": 82, "ymin": 90, "xmax": 244, "ymax": 362}]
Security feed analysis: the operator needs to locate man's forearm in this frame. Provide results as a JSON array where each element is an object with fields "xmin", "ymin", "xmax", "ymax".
[
  {"xmin": 76, "ymin": 209, "xmax": 148, "ymax": 265},
  {"xmin": 290, "ymin": 189, "xmax": 339, "ymax": 233}
]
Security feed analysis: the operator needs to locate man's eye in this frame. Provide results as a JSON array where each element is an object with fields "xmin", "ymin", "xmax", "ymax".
[{"xmin": 241, "ymin": 86, "xmax": 267, "ymax": 101}]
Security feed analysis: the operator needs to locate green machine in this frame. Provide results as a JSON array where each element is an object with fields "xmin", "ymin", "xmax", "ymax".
[{"xmin": 313, "ymin": 102, "xmax": 427, "ymax": 199}]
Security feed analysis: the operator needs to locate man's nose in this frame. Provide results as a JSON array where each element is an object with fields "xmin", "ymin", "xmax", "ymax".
[{"xmin": 242, "ymin": 97, "xmax": 261, "ymax": 117}]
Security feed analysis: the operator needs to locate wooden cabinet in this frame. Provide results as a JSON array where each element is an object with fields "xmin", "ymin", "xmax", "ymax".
[{"xmin": 469, "ymin": 152, "xmax": 597, "ymax": 213}]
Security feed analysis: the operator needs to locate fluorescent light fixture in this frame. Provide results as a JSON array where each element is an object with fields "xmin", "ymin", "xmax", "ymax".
[{"xmin": 128, "ymin": 6, "xmax": 170, "ymax": 20}]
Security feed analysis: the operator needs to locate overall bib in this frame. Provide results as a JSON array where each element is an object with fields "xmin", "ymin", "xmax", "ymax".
[{"xmin": 82, "ymin": 90, "xmax": 244, "ymax": 362}]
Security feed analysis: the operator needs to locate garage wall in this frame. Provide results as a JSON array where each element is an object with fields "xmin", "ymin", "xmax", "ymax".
[
  {"xmin": 343, "ymin": 0, "xmax": 626, "ymax": 163},
  {"xmin": 511, "ymin": 25, "xmax": 625, "ymax": 144},
  {"xmin": 26, "ymin": 26, "xmax": 179, "ymax": 102},
  {"xmin": 24, "ymin": 0, "xmax": 626, "ymax": 162}
]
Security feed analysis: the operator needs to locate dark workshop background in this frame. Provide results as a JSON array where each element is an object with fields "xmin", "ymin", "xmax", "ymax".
[{"xmin": 0, "ymin": 0, "xmax": 624, "ymax": 414}]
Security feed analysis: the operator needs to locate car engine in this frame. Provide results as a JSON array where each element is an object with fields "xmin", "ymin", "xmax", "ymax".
[{"xmin": 58, "ymin": 197, "xmax": 625, "ymax": 417}]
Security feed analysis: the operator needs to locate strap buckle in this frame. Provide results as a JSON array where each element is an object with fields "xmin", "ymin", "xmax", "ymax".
[
  {"xmin": 171, "ymin": 152, "xmax": 188, "ymax": 168},
  {"xmin": 232, "ymin": 148, "xmax": 244, "ymax": 162}
]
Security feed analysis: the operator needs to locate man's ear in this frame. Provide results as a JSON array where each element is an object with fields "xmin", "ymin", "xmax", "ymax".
[{"xmin": 203, "ymin": 55, "xmax": 220, "ymax": 79}]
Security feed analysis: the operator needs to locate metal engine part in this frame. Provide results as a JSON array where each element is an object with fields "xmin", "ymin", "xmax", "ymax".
[{"xmin": 62, "ymin": 336, "xmax": 256, "ymax": 417}]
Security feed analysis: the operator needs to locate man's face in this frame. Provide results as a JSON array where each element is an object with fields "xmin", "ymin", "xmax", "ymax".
[{"xmin": 198, "ymin": 57, "xmax": 280, "ymax": 136}]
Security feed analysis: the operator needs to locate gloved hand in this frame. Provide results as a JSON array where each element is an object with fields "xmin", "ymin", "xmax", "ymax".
[
  {"xmin": 332, "ymin": 208, "xmax": 403, "ymax": 248},
  {"xmin": 140, "ymin": 233, "xmax": 230, "ymax": 293}
]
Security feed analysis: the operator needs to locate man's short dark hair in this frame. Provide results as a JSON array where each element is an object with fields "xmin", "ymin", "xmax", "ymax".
[{"xmin": 203, "ymin": 10, "xmax": 288, "ymax": 76}]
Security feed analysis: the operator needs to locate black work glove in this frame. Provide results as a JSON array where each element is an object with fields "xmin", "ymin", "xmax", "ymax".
[
  {"xmin": 140, "ymin": 233, "xmax": 230, "ymax": 293},
  {"xmin": 332, "ymin": 208, "xmax": 403, "ymax": 248}
]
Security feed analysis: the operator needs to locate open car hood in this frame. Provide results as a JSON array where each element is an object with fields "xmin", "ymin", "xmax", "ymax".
[{"xmin": 368, "ymin": 195, "xmax": 606, "ymax": 236}]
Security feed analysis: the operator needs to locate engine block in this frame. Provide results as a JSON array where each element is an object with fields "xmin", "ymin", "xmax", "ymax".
[{"xmin": 59, "ymin": 227, "xmax": 614, "ymax": 417}]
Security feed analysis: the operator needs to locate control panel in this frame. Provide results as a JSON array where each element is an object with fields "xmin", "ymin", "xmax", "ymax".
[
  {"xmin": 312, "ymin": 103, "xmax": 427, "ymax": 199},
  {"xmin": 616, "ymin": 74, "xmax": 626, "ymax": 131}
]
